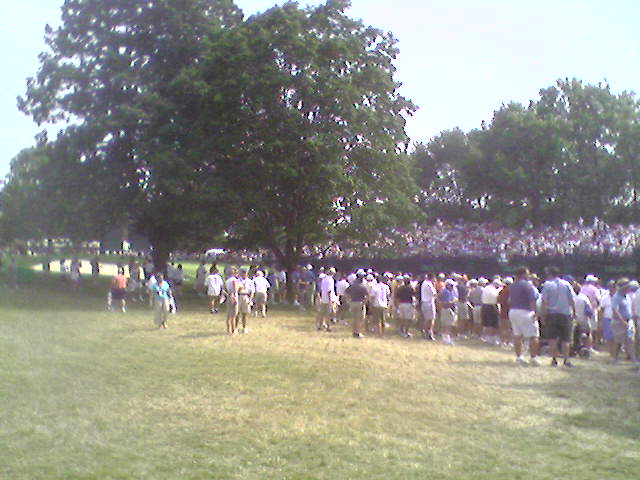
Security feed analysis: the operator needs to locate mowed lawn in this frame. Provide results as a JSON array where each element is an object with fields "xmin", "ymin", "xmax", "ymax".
[{"xmin": 1, "ymin": 275, "xmax": 639, "ymax": 479}]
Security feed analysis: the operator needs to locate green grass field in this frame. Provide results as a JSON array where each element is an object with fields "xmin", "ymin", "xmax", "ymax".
[{"xmin": 1, "ymin": 268, "xmax": 639, "ymax": 479}]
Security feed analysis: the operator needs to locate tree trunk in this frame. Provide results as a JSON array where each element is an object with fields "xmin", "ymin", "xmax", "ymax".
[{"xmin": 150, "ymin": 238, "xmax": 172, "ymax": 275}]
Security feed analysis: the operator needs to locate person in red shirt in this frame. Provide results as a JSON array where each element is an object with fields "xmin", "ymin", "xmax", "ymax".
[{"xmin": 109, "ymin": 267, "xmax": 128, "ymax": 313}]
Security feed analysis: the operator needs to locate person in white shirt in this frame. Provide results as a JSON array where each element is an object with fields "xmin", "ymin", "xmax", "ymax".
[
  {"xmin": 420, "ymin": 274, "xmax": 437, "ymax": 341},
  {"xmin": 253, "ymin": 270, "xmax": 271, "ymax": 318},
  {"xmin": 574, "ymin": 284, "xmax": 595, "ymax": 353},
  {"xmin": 237, "ymin": 269, "xmax": 255, "ymax": 333},
  {"xmin": 316, "ymin": 270, "xmax": 336, "ymax": 331},
  {"xmin": 370, "ymin": 276, "xmax": 391, "ymax": 337},
  {"xmin": 481, "ymin": 277, "xmax": 502, "ymax": 345},
  {"xmin": 225, "ymin": 268, "xmax": 240, "ymax": 335},
  {"xmin": 166, "ymin": 262, "xmax": 178, "ymax": 286},
  {"xmin": 205, "ymin": 266, "xmax": 224, "ymax": 314}
]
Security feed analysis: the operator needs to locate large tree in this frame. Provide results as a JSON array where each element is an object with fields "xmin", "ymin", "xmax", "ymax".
[
  {"xmin": 461, "ymin": 102, "xmax": 569, "ymax": 226},
  {"xmin": 168, "ymin": 0, "xmax": 420, "ymax": 273},
  {"xmin": 534, "ymin": 78, "xmax": 640, "ymax": 221},
  {"xmin": 18, "ymin": 0, "xmax": 243, "ymax": 264}
]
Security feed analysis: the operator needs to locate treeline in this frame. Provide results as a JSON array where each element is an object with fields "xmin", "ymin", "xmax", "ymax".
[{"xmin": 413, "ymin": 78, "xmax": 640, "ymax": 227}]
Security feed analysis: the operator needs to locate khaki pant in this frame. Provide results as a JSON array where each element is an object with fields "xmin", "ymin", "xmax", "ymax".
[
  {"xmin": 350, "ymin": 301, "xmax": 366, "ymax": 332},
  {"xmin": 154, "ymin": 298, "xmax": 169, "ymax": 326}
]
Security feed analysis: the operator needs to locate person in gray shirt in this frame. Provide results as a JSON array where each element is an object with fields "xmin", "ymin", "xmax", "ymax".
[{"xmin": 540, "ymin": 266, "xmax": 576, "ymax": 367}]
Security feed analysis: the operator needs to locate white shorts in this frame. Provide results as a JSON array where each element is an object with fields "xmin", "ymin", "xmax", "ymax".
[
  {"xmin": 421, "ymin": 302, "xmax": 435, "ymax": 321},
  {"xmin": 397, "ymin": 303, "xmax": 415, "ymax": 321},
  {"xmin": 509, "ymin": 309, "xmax": 539, "ymax": 338}
]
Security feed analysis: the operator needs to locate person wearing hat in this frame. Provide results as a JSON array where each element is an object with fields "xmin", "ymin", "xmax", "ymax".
[
  {"xmin": 580, "ymin": 275, "xmax": 602, "ymax": 346},
  {"xmin": 540, "ymin": 266, "xmax": 576, "ymax": 367},
  {"xmin": 439, "ymin": 279, "xmax": 459, "ymax": 345},
  {"xmin": 481, "ymin": 277, "xmax": 502, "ymax": 345},
  {"xmin": 369, "ymin": 273, "xmax": 391, "ymax": 337},
  {"xmin": 316, "ymin": 269, "xmax": 336, "ymax": 332},
  {"xmin": 236, "ymin": 269, "xmax": 255, "ymax": 334},
  {"xmin": 420, "ymin": 273, "xmax": 437, "ymax": 341},
  {"xmin": 300, "ymin": 264, "xmax": 316, "ymax": 309},
  {"xmin": 609, "ymin": 278, "xmax": 637, "ymax": 366},
  {"xmin": 224, "ymin": 267, "xmax": 240, "ymax": 335}
]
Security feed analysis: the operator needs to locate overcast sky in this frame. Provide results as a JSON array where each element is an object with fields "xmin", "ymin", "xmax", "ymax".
[{"xmin": 2, "ymin": 0, "xmax": 639, "ymax": 178}]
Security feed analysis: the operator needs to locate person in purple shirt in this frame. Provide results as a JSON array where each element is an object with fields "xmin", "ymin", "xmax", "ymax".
[
  {"xmin": 509, "ymin": 267, "xmax": 540, "ymax": 365},
  {"xmin": 439, "ymin": 279, "xmax": 459, "ymax": 345}
]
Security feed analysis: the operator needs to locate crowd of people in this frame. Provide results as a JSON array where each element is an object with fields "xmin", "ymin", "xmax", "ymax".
[
  {"xmin": 3, "ymin": 248, "xmax": 638, "ymax": 370},
  {"xmin": 98, "ymin": 255, "xmax": 639, "ymax": 372},
  {"xmin": 303, "ymin": 219, "xmax": 640, "ymax": 260}
]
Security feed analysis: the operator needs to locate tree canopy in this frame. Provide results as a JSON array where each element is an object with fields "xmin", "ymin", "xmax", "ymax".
[
  {"xmin": 414, "ymin": 79, "xmax": 640, "ymax": 228},
  {"xmin": 7, "ymin": 0, "xmax": 420, "ymax": 268}
]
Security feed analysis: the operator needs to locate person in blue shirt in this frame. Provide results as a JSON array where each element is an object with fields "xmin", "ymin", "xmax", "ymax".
[
  {"xmin": 541, "ymin": 266, "xmax": 576, "ymax": 367},
  {"xmin": 439, "ymin": 279, "xmax": 459, "ymax": 345},
  {"xmin": 509, "ymin": 267, "xmax": 540, "ymax": 365},
  {"xmin": 610, "ymin": 278, "xmax": 637, "ymax": 366},
  {"xmin": 152, "ymin": 272, "xmax": 172, "ymax": 329}
]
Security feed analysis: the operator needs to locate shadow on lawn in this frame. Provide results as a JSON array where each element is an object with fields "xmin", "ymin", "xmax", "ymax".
[{"xmin": 464, "ymin": 355, "xmax": 640, "ymax": 442}]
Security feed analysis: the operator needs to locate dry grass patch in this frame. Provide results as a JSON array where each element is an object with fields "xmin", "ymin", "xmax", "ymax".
[{"xmin": 1, "ymin": 281, "xmax": 639, "ymax": 479}]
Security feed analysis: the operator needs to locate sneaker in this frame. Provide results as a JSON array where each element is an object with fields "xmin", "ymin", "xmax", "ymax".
[
  {"xmin": 563, "ymin": 360, "xmax": 573, "ymax": 368},
  {"xmin": 551, "ymin": 358, "xmax": 558, "ymax": 367},
  {"xmin": 405, "ymin": 332, "xmax": 413, "ymax": 338},
  {"xmin": 352, "ymin": 332, "xmax": 364, "ymax": 339},
  {"xmin": 423, "ymin": 332, "xmax": 435, "ymax": 341},
  {"xmin": 515, "ymin": 355, "xmax": 527, "ymax": 364},
  {"xmin": 529, "ymin": 357, "xmax": 541, "ymax": 366},
  {"xmin": 242, "ymin": 328, "xmax": 249, "ymax": 334}
]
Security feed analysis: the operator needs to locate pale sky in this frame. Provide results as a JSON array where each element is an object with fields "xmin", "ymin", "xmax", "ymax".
[{"xmin": 2, "ymin": 0, "xmax": 639, "ymax": 179}]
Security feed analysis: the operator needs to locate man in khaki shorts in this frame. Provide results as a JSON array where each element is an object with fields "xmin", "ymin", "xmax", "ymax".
[
  {"xmin": 237, "ymin": 269, "xmax": 255, "ymax": 333},
  {"xmin": 345, "ymin": 271, "xmax": 369, "ymax": 338},
  {"xmin": 439, "ymin": 279, "xmax": 458, "ymax": 345},
  {"xmin": 225, "ymin": 268, "xmax": 240, "ymax": 335},
  {"xmin": 252, "ymin": 270, "xmax": 271, "ymax": 318},
  {"xmin": 395, "ymin": 275, "xmax": 416, "ymax": 338},
  {"xmin": 316, "ymin": 270, "xmax": 336, "ymax": 331}
]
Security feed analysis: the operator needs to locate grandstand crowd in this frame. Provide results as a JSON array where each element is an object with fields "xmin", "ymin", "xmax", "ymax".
[{"xmin": 302, "ymin": 219, "xmax": 640, "ymax": 260}]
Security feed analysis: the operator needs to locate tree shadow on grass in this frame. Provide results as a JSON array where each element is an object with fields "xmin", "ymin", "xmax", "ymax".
[{"xmin": 464, "ymin": 356, "xmax": 640, "ymax": 442}]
